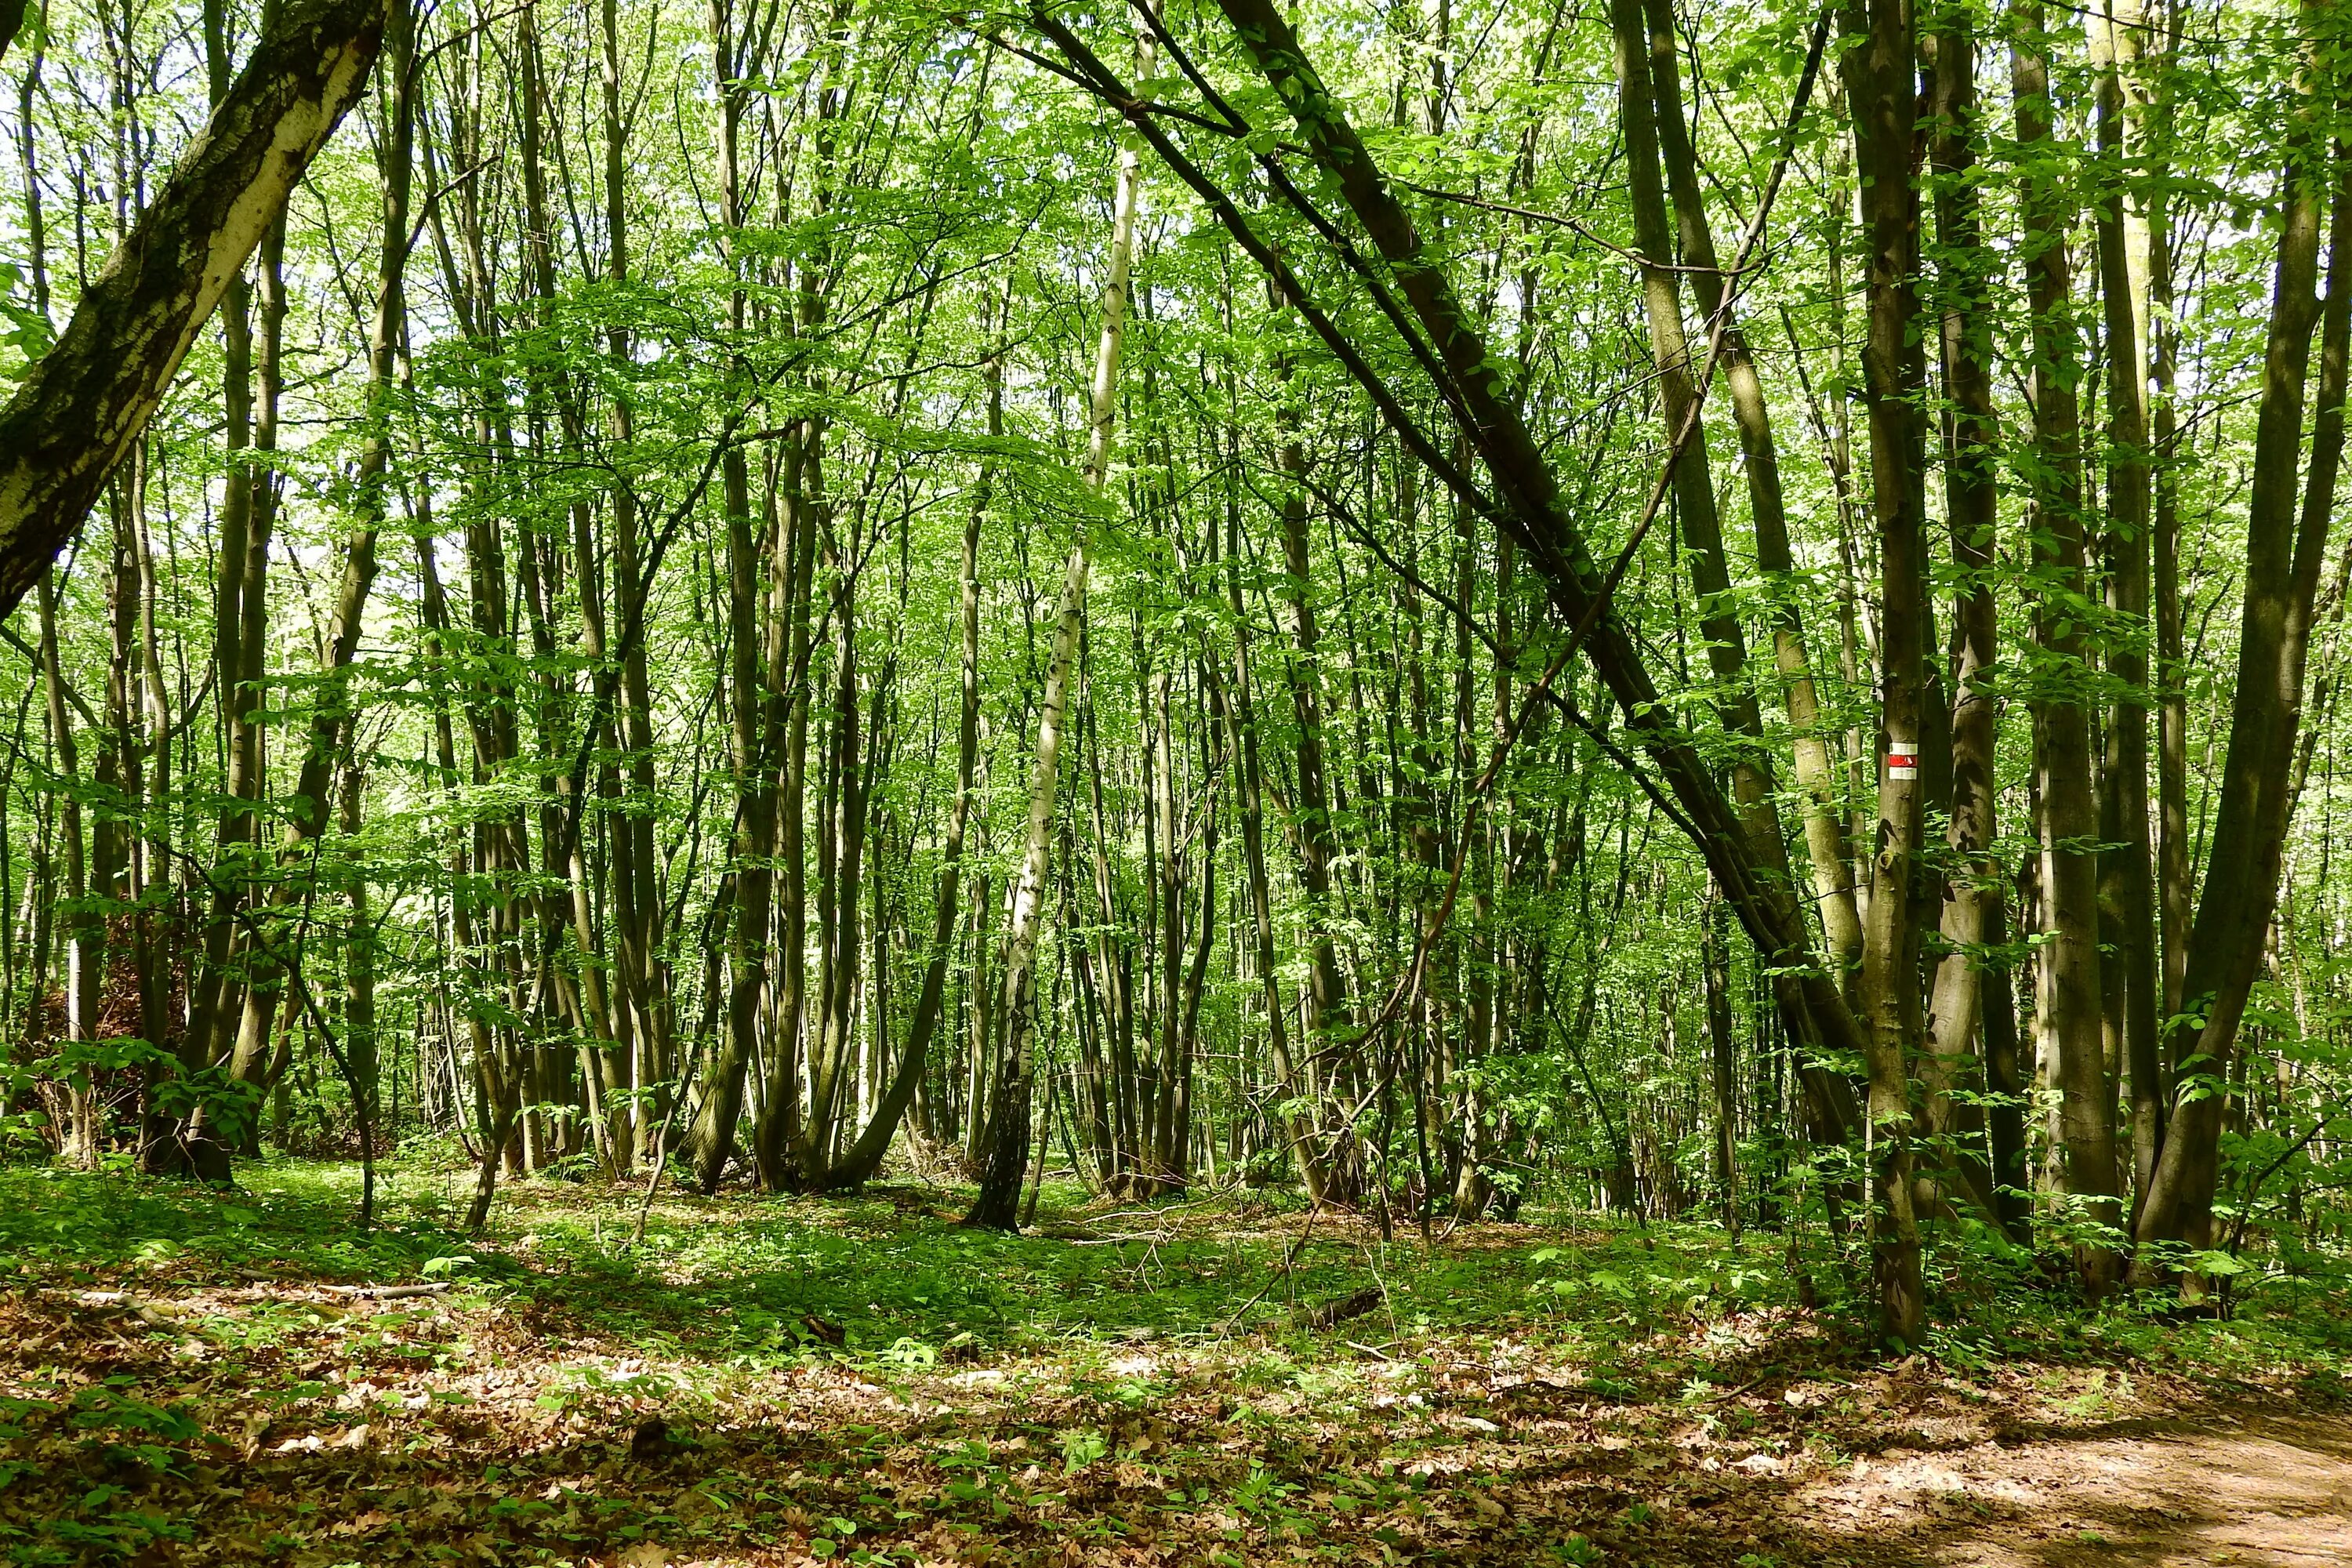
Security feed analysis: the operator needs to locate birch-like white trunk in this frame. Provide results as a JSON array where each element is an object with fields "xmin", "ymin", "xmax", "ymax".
[{"xmin": 964, "ymin": 20, "xmax": 1150, "ymax": 1228}]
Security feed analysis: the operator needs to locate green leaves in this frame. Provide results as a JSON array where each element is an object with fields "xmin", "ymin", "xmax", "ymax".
[{"xmin": 1058, "ymin": 1425, "xmax": 1108, "ymax": 1472}]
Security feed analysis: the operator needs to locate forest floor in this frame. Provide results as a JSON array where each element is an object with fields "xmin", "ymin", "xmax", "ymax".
[{"xmin": 2, "ymin": 1160, "xmax": 2349, "ymax": 1566}]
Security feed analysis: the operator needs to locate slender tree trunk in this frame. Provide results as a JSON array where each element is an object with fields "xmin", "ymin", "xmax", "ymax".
[
  {"xmin": 1703, "ymin": 889, "xmax": 1740, "ymax": 1236},
  {"xmin": 1218, "ymin": 362, "xmax": 1327, "ymax": 1200},
  {"xmin": 2151, "ymin": 0, "xmax": 2191, "ymax": 1029},
  {"xmin": 1615, "ymin": 0, "xmax": 1857, "ymax": 1152},
  {"xmin": 342, "ymin": 760, "xmax": 379, "ymax": 1224},
  {"xmin": 2091, "ymin": 0, "xmax": 2163, "ymax": 1214},
  {"xmin": 964, "ymin": 11, "xmax": 1149, "ymax": 1230},
  {"xmin": 1635, "ymin": 0, "xmax": 1862, "ymax": 987},
  {"xmin": 691, "ymin": 0, "xmax": 767, "ymax": 1192},
  {"xmin": 1273, "ymin": 363, "xmax": 1356, "ymax": 1193}
]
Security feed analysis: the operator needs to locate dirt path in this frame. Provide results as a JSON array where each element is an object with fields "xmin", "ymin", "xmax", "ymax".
[{"xmin": 1788, "ymin": 1409, "xmax": 2352, "ymax": 1566}]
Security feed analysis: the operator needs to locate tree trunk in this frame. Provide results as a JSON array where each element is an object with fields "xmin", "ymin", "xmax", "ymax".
[
  {"xmin": 690, "ymin": 0, "xmax": 767, "ymax": 1192},
  {"xmin": 2132, "ymin": 81, "xmax": 2346, "ymax": 1290},
  {"xmin": 1846, "ymin": 0, "xmax": 1927, "ymax": 1346},
  {"xmin": 2091, "ymin": 0, "xmax": 2163, "ymax": 1215},
  {"xmin": 1919, "ymin": 10, "xmax": 2000, "ymax": 1223},
  {"xmin": 0, "ymin": 0, "xmax": 390, "ymax": 614},
  {"xmin": 1614, "ymin": 0, "xmax": 1858, "ymax": 1154},
  {"xmin": 2016, "ymin": 0, "xmax": 2121, "ymax": 1294},
  {"xmin": 964, "ymin": 13, "xmax": 1148, "ymax": 1229}
]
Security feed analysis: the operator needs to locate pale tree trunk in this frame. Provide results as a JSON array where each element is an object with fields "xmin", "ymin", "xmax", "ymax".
[
  {"xmin": 964, "ymin": 13, "xmax": 1149, "ymax": 1229},
  {"xmin": 1636, "ymin": 0, "xmax": 1860, "ymax": 983},
  {"xmin": 1615, "ymin": 0, "xmax": 1857, "ymax": 1152},
  {"xmin": 2151, "ymin": 0, "xmax": 2191, "ymax": 1031},
  {"xmin": 129, "ymin": 454, "xmax": 175, "ymax": 1171},
  {"xmin": 0, "ymin": 0, "xmax": 389, "ymax": 615},
  {"xmin": 221, "ymin": 195, "xmax": 289, "ymax": 1120},
  {"xmin": 1637, "ymin": 0, "xmax": 1853, "ymax": 968}
]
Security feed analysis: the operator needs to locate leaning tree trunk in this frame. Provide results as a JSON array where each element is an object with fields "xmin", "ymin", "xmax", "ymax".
[
  {"xmin": 1614, "ymin": 0, "xmax": 1858, "ymax": 1154},
  {"xmin": 1638, "ymin": 0, "xmax": 1862, "ymax": 997},
  {"xmin": 1183, "ymin": 0, "xmax": 1875, "ymax": 1139},
  {"xmin": 0, "ymin": 0, "xmax": 389, "ymax": 615}
]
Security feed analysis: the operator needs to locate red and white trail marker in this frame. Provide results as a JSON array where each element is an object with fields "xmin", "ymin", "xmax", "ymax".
[{"xmin": 1886, "ymin": 749, "xmax": 1918, "ymax": 780}]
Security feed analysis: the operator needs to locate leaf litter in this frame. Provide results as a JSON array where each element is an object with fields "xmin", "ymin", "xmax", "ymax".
[{"xmin": 2, "ymin": 1163, "xmax": 2348, "ymax": 1566}]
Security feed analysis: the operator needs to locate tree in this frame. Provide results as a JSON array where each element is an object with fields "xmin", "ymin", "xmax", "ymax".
[{"xmin": 0, "ymin": 0, "xmax": 389, "ymax": 614}]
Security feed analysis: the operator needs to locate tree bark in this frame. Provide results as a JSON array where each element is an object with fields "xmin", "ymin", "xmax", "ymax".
[
  {"xmin": 1635, "ymin": 0, "xmax": 1862, "ymax": 990},
  {"xmin": 1846, "ymin": 0, "xmax": 1927, "ymax": 1347},
  {"xmin": 2091, "ymin": 0, "xmax": 2163, "ymax": 1215},
  {"xmin": 690, "ymin": 0, "xmax": 768, "ymax": 1193},
  {"xmin": 1919, "ymin": 9, "xmax": 2001, "ymax": 1223},
  {"xmin": 0, "ymin": 0, "xmax": 389, "ymax": 615},
  {"xmin": 2016, "ymin": 0, "xmax": 2122, "ymax": 1294},
  {"xmin": 1614, "ymin": 0, "xmax": 1860, "ymax": 1154},
  {"xmin": 2132, "ymin": 85, "xmax": 2346, "ymax": 1290},
  {"xmin": 964, "ymin": 15, "xmax": 1149, "ymax": 1229}
]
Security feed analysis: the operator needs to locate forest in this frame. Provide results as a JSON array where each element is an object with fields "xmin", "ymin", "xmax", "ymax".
[{"xmin": 4, "ymin": 0, "xmax": 2352, "ymax": 1560}]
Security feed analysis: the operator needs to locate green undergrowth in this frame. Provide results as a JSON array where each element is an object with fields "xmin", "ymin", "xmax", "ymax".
[
  {"xmin": 2, "ymin": 1156, "xmax": 2347, "ymax": 1392},
  {"xmin": 3, "ymin": 1159, "xmax": 2350, "ymax": 1566}
]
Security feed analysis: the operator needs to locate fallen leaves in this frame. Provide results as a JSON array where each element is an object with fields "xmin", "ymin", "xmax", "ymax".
[{"xmin": 5, "ymin": 1177, "xmax": 2351, "ymax": 1568}]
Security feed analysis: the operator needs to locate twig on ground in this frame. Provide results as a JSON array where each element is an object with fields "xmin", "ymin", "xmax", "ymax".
[{"xmin": 1218, "ymin": 1203, "xmax": 1320, "ymax": 1331}]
